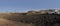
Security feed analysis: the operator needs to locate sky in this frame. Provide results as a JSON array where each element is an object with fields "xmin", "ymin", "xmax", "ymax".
[{"xmin": 0, "ymin": 0, "xmax": 60, "ymax": 12}]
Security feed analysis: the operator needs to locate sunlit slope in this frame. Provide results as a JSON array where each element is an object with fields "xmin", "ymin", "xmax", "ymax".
[
  {"xmin": 0, "ymin": 13, "xmax": 59, "ymax": 26},
  {"xmin": 0, "ymin": 13, "xmax": 34, "ymax": 26},
  {"xmin": 0, "ymin": 13, "xmax": 11, "ymax": 18},
  {"xmin": 0, "ymin": 18, "xmax": 33, "ymax": 26}
]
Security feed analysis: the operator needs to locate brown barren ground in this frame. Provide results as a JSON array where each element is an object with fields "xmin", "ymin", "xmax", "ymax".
[{"xmin": 0, "ymin": 18, "xmax": 34, "ymax": 26}]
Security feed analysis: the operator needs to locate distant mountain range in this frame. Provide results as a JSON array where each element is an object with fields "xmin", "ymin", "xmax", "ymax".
[{"xmin": 0, "ymin": 9, "xmax": 60, "ymax": 14}]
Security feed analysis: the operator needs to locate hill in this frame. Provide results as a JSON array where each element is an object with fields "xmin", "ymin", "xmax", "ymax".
[{"xmin": 0, "ymin": 11, "xmax": 59, "ymax": 26}]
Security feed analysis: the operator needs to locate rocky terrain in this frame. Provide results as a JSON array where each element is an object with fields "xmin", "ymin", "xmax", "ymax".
[
  {"xmin": 0, "ymin": 13, "xmax": 34, "ymax": 26},
  {"xmin": 0, "ymin": 13, "xmax": 59, "ymax": 26}
]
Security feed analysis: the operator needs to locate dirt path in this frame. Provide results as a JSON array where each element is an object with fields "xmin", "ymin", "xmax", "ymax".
[{"xmin": 0, "ymin": 18, "xmax": 34, "ymax": 26}]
